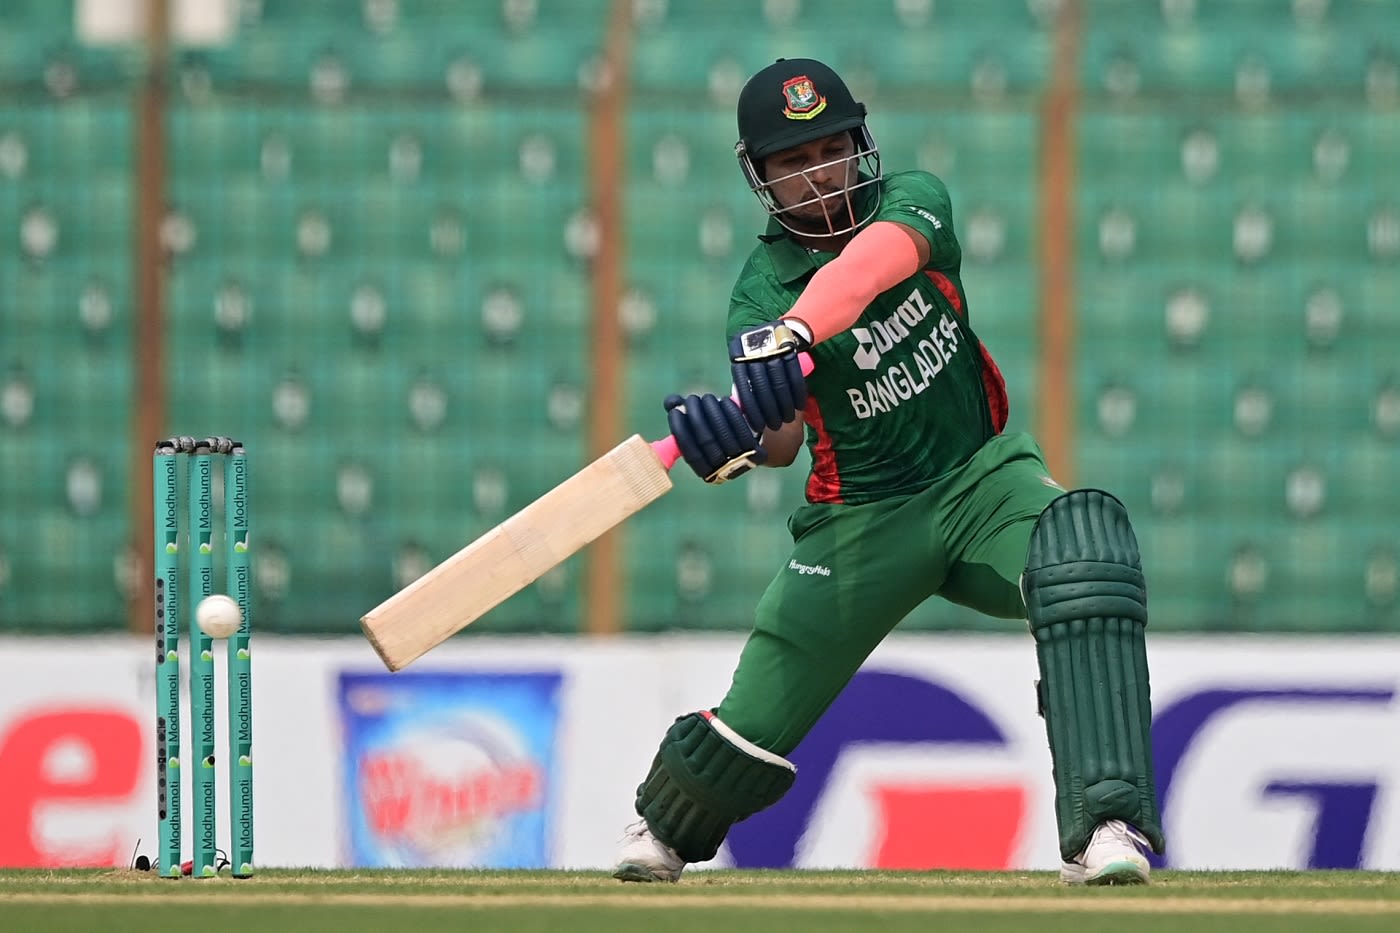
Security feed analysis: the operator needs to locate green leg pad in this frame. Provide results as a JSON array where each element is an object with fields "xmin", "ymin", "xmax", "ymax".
[
  {"xmin": 1023, "ymin": 489, "xmax": 1166, "ymax": 860},
  {"xmin": 636, "ymin": 711, "xmax": 797, "ymax": 863}
]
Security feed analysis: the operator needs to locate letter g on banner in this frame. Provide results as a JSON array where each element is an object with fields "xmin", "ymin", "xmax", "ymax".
[{"xmin": 1153, "ymin": 688, "xmax": 1396, "ymax": 870}]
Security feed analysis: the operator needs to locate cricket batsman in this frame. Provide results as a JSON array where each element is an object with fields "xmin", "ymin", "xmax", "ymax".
[{"xmin": 612, "ymin": 57, "xmax": 1164, "ymax": 885}]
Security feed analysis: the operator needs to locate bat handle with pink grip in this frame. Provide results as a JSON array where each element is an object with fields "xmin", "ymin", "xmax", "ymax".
[{"xmin": 650, "ymin": 352, "xmax": 815, "ymax": 470}]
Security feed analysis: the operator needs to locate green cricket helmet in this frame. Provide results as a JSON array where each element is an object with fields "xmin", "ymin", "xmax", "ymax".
[{"xmin": 734, "ymin": 58, "xmax": 882, "ymax": 236}]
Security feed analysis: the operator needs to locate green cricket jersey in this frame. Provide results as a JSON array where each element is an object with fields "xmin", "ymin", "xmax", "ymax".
[{"xmin": 726, "ymin": 170, "xmax": 1009, "ymax": 505}]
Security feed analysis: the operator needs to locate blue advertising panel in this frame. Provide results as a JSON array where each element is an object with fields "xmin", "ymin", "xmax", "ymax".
[{"xmin": 337, "ymin": 670, "xmax": 563, "ymax": 868}]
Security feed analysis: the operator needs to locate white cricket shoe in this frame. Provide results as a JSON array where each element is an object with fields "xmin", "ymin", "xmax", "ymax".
[
  {"xmin": 1059, "ymin": 819, "xmax": 1151, "ymax": 885},
  {"xmin": 611, "ymin": 819, "xmax": 686, "ymax": 883}
]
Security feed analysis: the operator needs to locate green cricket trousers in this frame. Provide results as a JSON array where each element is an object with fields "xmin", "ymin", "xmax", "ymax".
[{"xmin": 716, "ymin": 431, "xmax": 1064, "ymax": 755}]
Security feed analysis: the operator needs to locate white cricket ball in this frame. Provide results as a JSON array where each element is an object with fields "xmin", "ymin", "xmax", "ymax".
[{"xmin": 196, "ymin": 594, "xmax": 242, "ymax": 639}]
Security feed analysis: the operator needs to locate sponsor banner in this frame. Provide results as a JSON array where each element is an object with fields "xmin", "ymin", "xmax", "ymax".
[
  {"xmin": 723, "ymin": 667, "xmax": 1048, "ymax": 870},
  {"xmin": 0, "ymin": 635, "xmax": 659, "ymax": 870},
  {"xmin": 338, "ymin": 671, "xmax": 563, "ymax": 868},
  {"xmin": 1146, "ymin": 646, "xmax": 1400, "ymax": 871},
  {"xmin": 703, "ymin": 638, "xmax": 1400, "ymax": 872},
  {"xmin": 2, "ymin": 635, "xmax": 1400, "ymax": 871},
  {"xmin": 651, "ymin": 640, "xmax": 1058, "ymax": 871},
  {"xmin": 0, "ymin": 642, "xmax": 150, "ymax": 869}
]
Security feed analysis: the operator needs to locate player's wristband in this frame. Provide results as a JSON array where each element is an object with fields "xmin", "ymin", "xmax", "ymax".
[
  {"xmin": 779, "ymin": 317, "xmax": 813, "ymax": 348},
  {"xmin": 730, "ymin": 321, "xmax": 808, "ymax": 363}
]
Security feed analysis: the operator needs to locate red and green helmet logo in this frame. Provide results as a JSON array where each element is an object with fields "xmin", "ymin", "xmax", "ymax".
[{"xmin": 781, "ymin": 75, "xmax": 827, "ymax": 120}]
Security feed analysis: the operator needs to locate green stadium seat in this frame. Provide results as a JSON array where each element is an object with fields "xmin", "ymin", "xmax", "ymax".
[
  {"xmin": 253, "ymin": 512, "xmax": 388, "ymax": 633},
  {"xmin": 6, "ymin": 1, "xmax": 1397, "ymax": 638},
  {"xmin": 624, "ymin": 498, "xmax": 764, "ymax": 632},
  {"xmin": 1284, "ymin": 358, "xmax": 1377, "ymax": 436},
  {"xmin": 1335, "ymin": 437, "xmax": 1400, "ymax": 517},
  {"xmin": 0, "ymin": 0, "xmax": 71, "ymax": 78},
  {"xmin": 1255, "ymin": 518, "xmax": 1360, "ymax": 630},
  {"xmin": 14, "ymin": 507, "xmax": 127, "ymax": 630},
  {"xmin": 1197, "ymin": 436, "xmax": 1296, "ymax": 518}
]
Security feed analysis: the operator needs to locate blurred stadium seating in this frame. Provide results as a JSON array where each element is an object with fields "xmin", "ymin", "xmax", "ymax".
[
  {"xmin": 1073, "ymin": 0, "xmax": 1400, "ymax": 630},
  {"xmin": 0, "ymin": 0, "xmax": 1394, "ymax": 634}
]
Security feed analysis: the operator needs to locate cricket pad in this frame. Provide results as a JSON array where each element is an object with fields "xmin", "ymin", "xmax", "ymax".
[
  {"xmin": 635, "ymin": 711, "xmax": 796, "ymax": 864},
  {"xmin": 1022, "ymin": 489, "xmax": 1166, "ymax": 860}
]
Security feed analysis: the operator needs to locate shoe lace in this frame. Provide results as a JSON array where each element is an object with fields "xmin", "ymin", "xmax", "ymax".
[
  {"xmin": 1100, "ymin": 819, "xmax": 1150, "ymax": 852},
  {"xmin": 621, "ymin": 819, "xmax": 651, "ymax": 841}
]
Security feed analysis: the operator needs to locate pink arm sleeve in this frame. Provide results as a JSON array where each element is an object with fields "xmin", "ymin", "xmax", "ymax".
[{"xmin": 781, "ymin": 221, "xmax": 925, "ymax": 345}]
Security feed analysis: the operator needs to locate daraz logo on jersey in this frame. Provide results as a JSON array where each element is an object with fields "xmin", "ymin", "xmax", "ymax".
[
  {"xmin": 850, "ymin": 287, "xmax": 936, "ymax": 370},
  {"xmin": 847, "ymin": 285, "xmax": 965, "ymax": 420}
]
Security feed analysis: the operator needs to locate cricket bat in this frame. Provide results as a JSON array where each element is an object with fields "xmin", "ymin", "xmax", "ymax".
[{"xmin": 361, "ymin": 353, "xmax": 815, "ymax": 671}]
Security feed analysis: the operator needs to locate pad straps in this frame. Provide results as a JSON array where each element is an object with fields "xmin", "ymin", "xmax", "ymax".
[{"xmin": 635, "ymin": 711, "xmax": 796, "ymax": 864}]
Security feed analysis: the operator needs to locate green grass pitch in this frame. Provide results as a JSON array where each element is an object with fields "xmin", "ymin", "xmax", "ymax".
[{"xmin": 4, "ymin": 868, "xmax": 1400, "ymax": 932}]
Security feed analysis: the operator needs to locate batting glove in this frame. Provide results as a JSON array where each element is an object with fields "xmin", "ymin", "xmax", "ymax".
[
  {"xmin": 728, "ymin": 320, "xmax": 810, "ymax": 434},
  {"xmin": 665, "ymin": 393, "xmax": 767, "ymax": 484}
]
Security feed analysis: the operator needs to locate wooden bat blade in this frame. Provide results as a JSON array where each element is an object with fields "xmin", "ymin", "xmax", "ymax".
[{"xmin": 360, "ymin": 434, "xmax": 673, "ymax": 670}]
